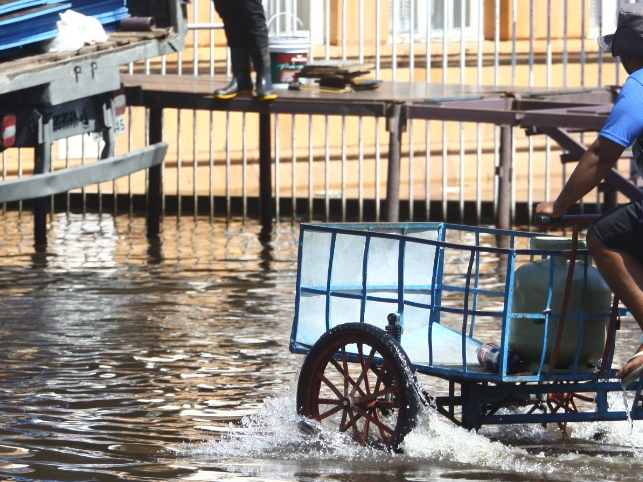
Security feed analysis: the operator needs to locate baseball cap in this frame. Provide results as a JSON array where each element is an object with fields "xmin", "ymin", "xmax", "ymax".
[{"xmin": 598, "ymin": 3, "xmax": 643, "ymax": 56}]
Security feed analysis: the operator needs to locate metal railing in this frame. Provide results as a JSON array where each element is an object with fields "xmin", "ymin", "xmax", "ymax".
[{"xmin": 1, "ymin": 0, "xmax": 631, "ymax": 226}]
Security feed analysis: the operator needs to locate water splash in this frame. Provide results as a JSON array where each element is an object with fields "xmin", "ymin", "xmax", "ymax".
[
  {"xmin": 568, "ymin": 391, "xmax": 643, "ymax": 451},
  {"xmin": 402, "ymin": 407, "xmax": 528, "ymax": 467},
  {"xmin": 182, "ymin": 393, "xmax": 532, "ymax": 468},
  {"xmin": 387, "ymin": 401, "xmax": 643, "ymax": 481},
  {"xmin": 182, "ymin": 390, "xmax": 643, "ymax": 481},
  {"xmin": 181, "ymin": 394, "xmax": 379, "ymax": 462}
]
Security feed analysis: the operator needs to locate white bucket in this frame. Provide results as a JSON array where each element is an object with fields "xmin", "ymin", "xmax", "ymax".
[
  {"xmin": 267, "ymin": 13, "xmax": 309, "ymax": 87},
  {"xmin": 268, "ymin": 37, "xmax": 309, "ymax": 86}
]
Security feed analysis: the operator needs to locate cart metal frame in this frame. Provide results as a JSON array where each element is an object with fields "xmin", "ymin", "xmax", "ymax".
[{"xmin": 291, "ymin": 220, "xmax": 643, "ymax": 448}]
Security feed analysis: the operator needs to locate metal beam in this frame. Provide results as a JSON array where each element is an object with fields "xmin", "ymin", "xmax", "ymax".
[
  {"xmin": 534, "ymin": 126, "xmax": 643, "ymax": 202},
  {"xmin": 0, "ymin": 143, "xmax": 168, "ymax": 204}
]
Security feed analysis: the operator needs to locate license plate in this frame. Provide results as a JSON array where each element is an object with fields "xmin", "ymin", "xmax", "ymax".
[{"xmin": 111, "ymin": 87, "xmax": 127, "ymax": 135}]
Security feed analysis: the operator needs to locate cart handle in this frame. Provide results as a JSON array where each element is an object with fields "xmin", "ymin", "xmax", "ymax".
[{"xmin": 534, "ymin": 213, "xmax": 601, "ymax": 227}]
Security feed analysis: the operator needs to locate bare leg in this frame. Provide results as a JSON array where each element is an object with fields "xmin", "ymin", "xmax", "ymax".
[{"xmin": 586, "ymin": 227, "xmax": 643, "ymax": 378}]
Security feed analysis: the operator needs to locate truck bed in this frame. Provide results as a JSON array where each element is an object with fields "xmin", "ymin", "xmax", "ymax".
[
  {"xmin": 0, "ymin": 28, "xmax": 179, "ymax": 97},
  {"xmin": 0, "ymin": 0, "xmax": 187, "ymax": 249},
  {"xmin": 0, "ymin": 0, "xmax": 187, "ymax": 103}
]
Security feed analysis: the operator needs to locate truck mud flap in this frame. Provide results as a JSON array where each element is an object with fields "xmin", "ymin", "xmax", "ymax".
[{"xmin": 0, "ymin": 142, "xmax": 168, "ymax": 204}]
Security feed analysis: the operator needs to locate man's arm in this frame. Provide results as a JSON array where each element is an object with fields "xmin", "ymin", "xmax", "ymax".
[{"xmin": 536, "ymin": 135, "xmax": 626, "ymax": 217}]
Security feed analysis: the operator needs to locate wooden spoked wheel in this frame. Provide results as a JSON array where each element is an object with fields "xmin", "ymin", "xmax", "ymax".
[{"xmin": 296, "ymin": 323, "xmax": 420, "ymax": 451}]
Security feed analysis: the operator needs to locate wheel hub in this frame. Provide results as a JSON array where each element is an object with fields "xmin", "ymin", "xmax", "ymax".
[{"xmin": 341, "ymin": 395, "xmax": 373, "ymax": 410}]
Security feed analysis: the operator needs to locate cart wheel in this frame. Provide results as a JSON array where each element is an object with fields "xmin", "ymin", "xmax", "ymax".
[{"xmin": 296, "ymin": 322, "xmax": 420, "ymax": 451}]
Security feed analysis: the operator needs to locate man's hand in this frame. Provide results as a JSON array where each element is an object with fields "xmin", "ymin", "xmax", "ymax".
[{"xmin": 535, "ymin": 201, "xmax": 566, "ymax": 219}]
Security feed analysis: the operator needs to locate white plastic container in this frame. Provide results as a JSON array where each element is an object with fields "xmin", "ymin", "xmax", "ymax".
[
  {"xmin": 268, "ymin": 36, "xmax": 309, "ymax": 86},
  {"xmin": 267, "ymin": 14, "xmax": 309, "ymax": 87},
  {"xmin": 509, "ymin": 236, "xmax": 611, "ymax": 371}
]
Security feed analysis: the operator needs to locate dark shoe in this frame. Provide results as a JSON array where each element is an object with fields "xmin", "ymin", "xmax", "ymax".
[
  {"xmin": 214, "ymin": 48, "xmax": 253, "ymax": 99},
  {"xmin": 250, "ymin": 47, "xmax": 277, "ymax": 101}
]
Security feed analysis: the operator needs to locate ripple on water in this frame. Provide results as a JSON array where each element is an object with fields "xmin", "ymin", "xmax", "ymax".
[{"xmin": 0, "ymin": 445, "xmax": 30, "ymax": 456}]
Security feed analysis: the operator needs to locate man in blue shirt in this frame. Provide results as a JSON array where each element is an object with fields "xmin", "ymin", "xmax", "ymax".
[{"xmin": 536, "ymin": 3, "xmax": 643, "ymax": 386}]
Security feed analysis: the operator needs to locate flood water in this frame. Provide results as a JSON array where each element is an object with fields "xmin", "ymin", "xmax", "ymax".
[{"xmin": 0, "ymin": 211, "xmax": 643, "ymax": 482}]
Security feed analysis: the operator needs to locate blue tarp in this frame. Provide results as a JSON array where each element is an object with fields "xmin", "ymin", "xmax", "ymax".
[
  {"xmin": 0, "ymin": 0, "xmax": 62, "ymax": 15},
  {"xmin": 0, "ymin": 2, "xmax": 70, "ymax": 52},
  {"xmin": 0, "ymin": 0, "xmax": 129, "ymax": 59},
  {"xmin": 69, "ymin": 0, "xmax": 129, "ymax": 31}
]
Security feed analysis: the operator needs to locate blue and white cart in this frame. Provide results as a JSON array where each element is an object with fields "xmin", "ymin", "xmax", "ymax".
[{"xmin": 290, "ymin": 219, "xmax": 643, "ymax": 450}]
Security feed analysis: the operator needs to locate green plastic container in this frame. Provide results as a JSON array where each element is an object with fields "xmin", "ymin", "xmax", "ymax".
[{"xmin": 508, "ymin": 236, "xmax": 611, "ymax": 371}]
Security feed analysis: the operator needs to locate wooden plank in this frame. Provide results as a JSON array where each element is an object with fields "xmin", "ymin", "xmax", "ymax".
[{"xmin": 0, "ymin": 28, "xmax": 175, "ymax": 94}]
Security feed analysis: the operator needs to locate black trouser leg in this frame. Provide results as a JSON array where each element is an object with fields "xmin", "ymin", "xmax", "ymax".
[
  {"xmin": 213, "ymin": 0, "xmax": 268, "ymax": 49},
  {"xmin": 214, "ymin": 0, "xmax": 274, "ymax": 100}
]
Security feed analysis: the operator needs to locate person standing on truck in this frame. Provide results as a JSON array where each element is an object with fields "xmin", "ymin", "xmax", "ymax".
[
  {"xmin": 212, "ymin": 0, "xmax": 277, "ymax": 101},
  {"xmin": 535, "ymin": 3, "xmax": 643, "ymax": 386}
]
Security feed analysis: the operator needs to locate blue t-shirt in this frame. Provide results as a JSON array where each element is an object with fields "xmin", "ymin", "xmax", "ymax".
[{"xmin": 600, "ymin": 68, "xmax": 643, "ymax": 147}]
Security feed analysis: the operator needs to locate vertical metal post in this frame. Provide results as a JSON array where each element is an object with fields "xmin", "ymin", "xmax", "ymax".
[
  {"xmin": 33, "ymin": 117, "xmax": 52, "ymax": 250},
  {"xmin": 385, "ymin": 103, "xmax": 406, "ymax": 222},
  {"xmin": 460, "ymin": 382, "xmax": 483, "ymax": 431},
  {"xmin": 33, "ymin": 145, "xmax": 50, "ymax": 250},
  {"xmin": 147, "ymin": 106, "xmax": 163, "ymax": 238},
  {"xmin": 497, "ymin": 124, "xmax": 513, "ymax": 233},
  {"xmin": 259, "ymin": 112, "xmax": 273, "ymax": 237}
]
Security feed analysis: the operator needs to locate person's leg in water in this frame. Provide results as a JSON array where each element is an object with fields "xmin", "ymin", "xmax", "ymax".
[{"xmin": 587, "ymin": 226, "xmax": 643, "ymax": 381}]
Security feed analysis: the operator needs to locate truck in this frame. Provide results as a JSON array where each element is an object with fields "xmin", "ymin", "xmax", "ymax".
[{"xmin": 0, "ymin": 0, "xmax": 190, "ymax": 248}]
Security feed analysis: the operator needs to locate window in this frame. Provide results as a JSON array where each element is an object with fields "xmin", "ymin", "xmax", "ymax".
[
  {"xmin": 266, "ymin": 0, "xmax": 322, "ymax": 41},
  {"xmin": 392, "ymin": 0, "xmax": 480, "ymax": 42},
  {"xmin": 590, "ymin": 0, "xmax": 618, "ymax": 37}
]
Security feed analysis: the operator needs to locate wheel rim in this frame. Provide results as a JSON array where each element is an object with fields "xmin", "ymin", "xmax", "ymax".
[{"xmin": 304, "ymin": 334, "xmax": 406, "ymax": 448}]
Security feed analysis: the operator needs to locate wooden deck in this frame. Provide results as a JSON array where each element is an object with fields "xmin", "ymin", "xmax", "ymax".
[{"xmin": 121, "ymin": 74, "xmax": 639, "ymax": 231}]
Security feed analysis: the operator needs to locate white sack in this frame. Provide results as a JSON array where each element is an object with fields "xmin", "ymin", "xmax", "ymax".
[{"xmin": 48, "ymin": 10, "xmax": 108, "ymax": 52}]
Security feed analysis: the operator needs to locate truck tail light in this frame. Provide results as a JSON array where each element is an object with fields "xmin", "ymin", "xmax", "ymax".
[
  {"xmin": 111, "ymin": 87, "xmax": 126, "ymax": 117},
  {"xmin": 111, "ymin": 87, "xmax": 127, "ymax": 135},
  {"xmin": 0, "ymin": 113, "xmax": 16, "ymax": 149}
]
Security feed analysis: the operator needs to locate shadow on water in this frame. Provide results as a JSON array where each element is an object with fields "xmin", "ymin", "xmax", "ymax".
[{"xmin": 0, "ymin": 212, "xmax": 642, "ymax": 481}]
